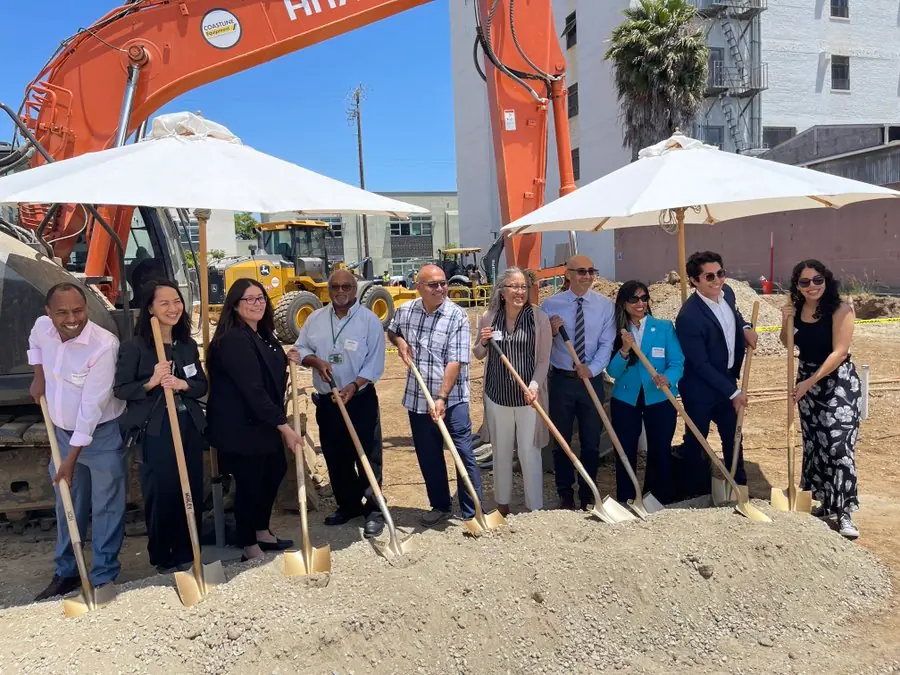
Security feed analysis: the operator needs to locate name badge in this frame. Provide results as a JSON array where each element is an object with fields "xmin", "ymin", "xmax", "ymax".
[
  {"xmin": 184, "ymin": 363, "xmax": 198, "ymax": 378},
  {"xmin": 344, "ymin": 339, "xmax": 359, "ymax": 352},
  {"xmin": 491, "ymin": 330, "xmax": 503, "ymax": 342},
  {"xmin": 652, "ymin": 347, "xmax": 665, "ymax": 358},
  {"xmin": 328, "ymin": 353, "xmax": 344, "ymax": 364},
  {"xmin": 68, "ymin": 371, "xmax": 87, "ymax": 387}
]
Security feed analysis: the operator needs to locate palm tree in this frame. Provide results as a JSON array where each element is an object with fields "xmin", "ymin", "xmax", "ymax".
[{"xmin": 605, "ymin": 0, "xmax": 708, "ymax": 161}]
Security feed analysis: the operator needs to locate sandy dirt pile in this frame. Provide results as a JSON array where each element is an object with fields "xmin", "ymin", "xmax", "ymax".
[
  {"xmin": 851, "ymin": 294, "xmax": 900, "ymax": 320},
  {"xmin": 0, "ymin": 507, "xmax": 890, "ymax": 674}
]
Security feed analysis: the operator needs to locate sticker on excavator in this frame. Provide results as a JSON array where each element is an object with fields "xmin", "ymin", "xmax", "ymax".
[{"xmin": 201, "ymin": 9, "xmax": 242, "ymax": 50}]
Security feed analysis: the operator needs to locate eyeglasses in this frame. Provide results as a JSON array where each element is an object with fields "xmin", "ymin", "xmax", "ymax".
[
  {"xmin": 423, "ymin": 280, "xmax": 448, "ymax": 290},
  {"xmin": 567, "ymin": 267, "xmax": 597, "ymax": 277},
  {"xmin": 626, "ymin": 294, "xmax": 650, "ymax": 304},
  {"xmin": 329, "ymin": 283, "xmax": 355, "ymax": 292},
  {"xmin": 504, "ymin": 284, "xmax": 528, "ymax": 292},
  {"xmin": 240, "ymin": 295, "xmax": 267, "ymax": 306},
  {"xmin": 797, "ymin": 275, "xmax": 825, "ymax": 288},
  {"xmin": 699, "ymin": 269, "xmax": 727, "ymax": 283}
]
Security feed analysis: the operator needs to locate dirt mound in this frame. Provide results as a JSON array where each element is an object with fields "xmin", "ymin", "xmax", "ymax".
[
  {"xmin": 0, "ymin": 507, "xmax": 890, "ymax": 674},
  {"xmin": 851, "ymin": 294, "xmax": 900, "ymax": 320}
]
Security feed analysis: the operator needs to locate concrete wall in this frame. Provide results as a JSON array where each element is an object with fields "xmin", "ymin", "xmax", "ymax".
[
  {"xmin": 761, "ymin": 1, "xmax": 900, "ymax": 133},
  {"xmin": 614, "ymin": 199, "xmax": 900, "ymax": 288}
]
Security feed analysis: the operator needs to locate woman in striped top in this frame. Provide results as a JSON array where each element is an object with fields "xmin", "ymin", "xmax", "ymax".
[{"xmin": 474, "ymin": 268, "xmax": 551, "ymax": 514}]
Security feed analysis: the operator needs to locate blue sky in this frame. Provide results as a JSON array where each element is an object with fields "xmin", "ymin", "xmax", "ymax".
[{"xmin": 0, "ymin": 0, "xmax": 457, "ymax": 192}]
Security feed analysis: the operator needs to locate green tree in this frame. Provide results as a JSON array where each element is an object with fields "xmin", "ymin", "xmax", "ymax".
[
  {"xmin": 605, "ymin": 0, "xmax": 708, "ymax": 161},
  {"xmin": 208, "ymin": 249, "xmax": 226, "ymax": 261},
  {"xmin": 234, "ymin": 212, "xmax": 259, "ymax": 240}
]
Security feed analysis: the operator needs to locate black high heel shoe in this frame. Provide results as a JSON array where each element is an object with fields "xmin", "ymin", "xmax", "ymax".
[{"xmin": 257, "ymin": 529, "xmax": 293, "ymax": 551}]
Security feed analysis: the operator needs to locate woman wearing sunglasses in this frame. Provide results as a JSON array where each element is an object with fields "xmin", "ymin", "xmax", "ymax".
[
  {"xmin": 474, "ymin": 267, "xmax": 551, "ymax": 513},
  {"xmin": 607, "ymin": 281, "xmax": 684, "ymax": 505},
  {"xmin": 782, "ymin": 260, "xmax": 860, "ymax": 539},
  {"xmin": 206, "ymin": 279, "xmax": 302, "ymax": 560}
]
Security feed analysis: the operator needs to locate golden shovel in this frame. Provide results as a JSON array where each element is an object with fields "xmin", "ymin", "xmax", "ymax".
[
  {"xmin": 631, "ymin": 344, "xmax": 771, "ymax": 523},
  {"xmin": 770, "ymin": 314, "xmax": 813, "ymax": 513},
  {"xmin": 712, "ymin": 301, "xmax": 759, "ymax": 506},
  {"xmin": 487, "ymin": 339, "xmax": 634, "ymax": 524},
  {"xmin": 407, "ymin": 361, "xmax": 505, "ymax": 535},
  {"xmin": 39, "ymin": 397, "xmax": 116, "ymax": 617},
  {"xmin": 284, "ymin": 363, "xmax": 332, "ymax": 576},
  {"xmin": 557, "ymin": 327, "xmax": 662, "ymax": 519},
  {"xmin": 325, "ymin": 374, "xmax": 414, "ymax": 560},
  {"xmin": 150, "ymin": 317, "xmax": 226, "ymax": 606}
]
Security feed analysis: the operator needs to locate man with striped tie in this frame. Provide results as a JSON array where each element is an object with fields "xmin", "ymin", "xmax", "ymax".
[{"xmin": 541, "ymin": 255, "xmax": 616, "ymax": 510}]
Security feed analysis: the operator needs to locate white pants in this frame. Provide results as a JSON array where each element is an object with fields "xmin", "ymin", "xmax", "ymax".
[{"xmin": 485, "ymin": 397, "xmax": 543, "ymax": 511}]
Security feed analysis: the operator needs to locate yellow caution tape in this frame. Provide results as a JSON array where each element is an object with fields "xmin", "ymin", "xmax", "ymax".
[{"xmin": 756, "ymin": 316, "xmax": 900, "ymax": 333}]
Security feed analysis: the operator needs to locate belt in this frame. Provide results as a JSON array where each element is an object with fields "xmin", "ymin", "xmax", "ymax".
[{"xmin": 552, "ymin": 367, "xmax": 580, "ymax": 379}]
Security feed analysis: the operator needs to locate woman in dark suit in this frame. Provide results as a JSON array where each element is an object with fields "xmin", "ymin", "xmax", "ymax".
[
  {"xmin": 207, "ymin": 279, "xmax": 301, "ymax": 561},
  {"xmin": 114, "ymin": 280, "xmax": 207, "ymax": 574}
]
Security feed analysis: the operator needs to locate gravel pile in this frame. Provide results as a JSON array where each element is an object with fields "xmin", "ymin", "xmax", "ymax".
[{"xmin": 0, "ymin": 506, "xmax": 890, "ymax": 674}]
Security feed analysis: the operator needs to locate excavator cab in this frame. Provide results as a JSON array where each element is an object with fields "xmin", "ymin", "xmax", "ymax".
[{"xmin": 438, "ymin": 247, "xmax": 493, "ymax": 307}]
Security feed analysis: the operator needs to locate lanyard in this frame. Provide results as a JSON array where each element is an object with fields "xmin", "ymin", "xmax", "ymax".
[{"xmin": 330, "ymin": 307, "xmax": 353, "ymax": 348}]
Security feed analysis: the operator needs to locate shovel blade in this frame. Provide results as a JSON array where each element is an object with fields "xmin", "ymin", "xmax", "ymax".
[
  {"xmin": 62, "ymin": 593, "xmax": 92, "ymax": 618},
  {"xmin": 481, "ymin": 509, "xmax": 507, "ymax": 531},
  {"xmin": 202, "ymin": 561, "xmax": 227, "ymax": 589},
  {"xmin": 311, "ymin": 545, "xmax": 332, "ymax": 574},
  {"xmin": 601, "ymin": 496, "xmax": 637, "ymax": 523},
  {"xmin": 735, "ymin": 501, "xmax": 772, "ymax": 522},
  {"xmin": 375, "ymin": 533, "xmax": 415, "ymax": 560},
  {"xmin": 640, "ymin": 492, "xmax": 665, "ymax": 514},
  {"xmin": 174, "ymin": 570, "xmax": 205, "ymax": 607},
  {"xmin": 462, "ymin": 517, "xmax": 487, "ymax": 536},
  {"xmin": 770, "ymin": 487, "xmax": 791, "ymax": 512},
  {"xmin": 793, "ymin": 490, "xmax": 813, "ymax": 514},
  {"xmin": 284, "ymin": 546, "xmax": 332, "ymax": 576},
  {"xmin": 711, "ymin": 476, "xmax": 730, "ymax": 507},
  {"xmin": 730, "ymin": 484, "xmax": 750, "ymax": 504}
]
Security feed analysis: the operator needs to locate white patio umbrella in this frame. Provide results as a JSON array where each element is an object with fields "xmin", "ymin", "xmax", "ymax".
[{"xmin": 501, "ymin": 133, "xmax": 900, "ymax": 300}]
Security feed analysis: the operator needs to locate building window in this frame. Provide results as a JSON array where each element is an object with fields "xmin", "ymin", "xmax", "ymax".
[
  {"xmin": 391, "ymin": 257, "xmax": 429, "ymax": 278},
  {"xmin": 763, "ymin": 126, "xmax": 797, "ymax": 149},
  {"xmin": 701, "ymin": 126, "xmax": 725, "ymax": 149},
  {"xmin": 571, "ymin": 147, "xmax": 580, "ymax": 182},
  {"xmin": 563, "ymin": 12, "xmax": 576, "ymax": 49},
  {"xmin": 831, "ymin": 55, "xmax": 850, "ymax": 90},
  {"xmin": 708, "ymin": 47, "xmax": 725, "ymax": 89},
  {"xmin": 830, "ymin": 0, "xmax": 849, "ymax": 18},
  {"xmin": 567, "ymin": 83, "xmax": 579, "ymax": 118},
  {"xmin": 313, "ymin": 214, "xmax": 343, "ymax": 238},
  {"xmin": 390, "ymin": 213, "xmax": 433, "ymax": 237}
]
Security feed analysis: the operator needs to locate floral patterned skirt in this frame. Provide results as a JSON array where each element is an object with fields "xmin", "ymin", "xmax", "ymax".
[{"xmin": 797, "ymin": 357, "xmax": 861, "ymax": 517}]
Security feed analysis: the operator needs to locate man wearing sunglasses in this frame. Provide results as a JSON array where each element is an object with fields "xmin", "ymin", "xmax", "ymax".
[
  {"xmin": 288, "ymin": 269, "xmax": 386, "ymax": 538},
  {"xmin": 541, "ymin": 255, "xmax": 617, "ymax": 511},
  {"xmin": 675, "ymin": 251, "xmax": 758, "ymax": 499},
  {"xmin": 388, "ymin": 264, "xmax": 482, "ymax": 528}
]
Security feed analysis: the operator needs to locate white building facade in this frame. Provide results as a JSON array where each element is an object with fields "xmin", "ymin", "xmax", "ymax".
[{"xmin": 450, "ymin": 0, "xmax": 900, "ymax": 279}]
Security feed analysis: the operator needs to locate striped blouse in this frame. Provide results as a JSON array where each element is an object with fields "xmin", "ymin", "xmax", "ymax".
[{"xmin": 484, "ymin": 304, "xmax": 537, "ymax": 407}]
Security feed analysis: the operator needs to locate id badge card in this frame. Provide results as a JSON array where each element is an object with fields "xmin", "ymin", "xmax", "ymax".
[{"xmin": 328, "ymin": 353, "xmax": 344, "ymax": 365}]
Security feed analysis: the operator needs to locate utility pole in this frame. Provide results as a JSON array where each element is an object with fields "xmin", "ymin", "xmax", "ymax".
[{"xmin": 347, "ymin": 84, "xmax": 369, "ymax": 258}]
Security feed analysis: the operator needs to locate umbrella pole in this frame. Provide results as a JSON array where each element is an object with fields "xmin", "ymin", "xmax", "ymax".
[
  {"xmin": 677, "ymin": 208, "xmax": 688, "ymax": 303},
  {"xmin": 195, "ymin": 209, "xmax": 211, "ymax": 354}
]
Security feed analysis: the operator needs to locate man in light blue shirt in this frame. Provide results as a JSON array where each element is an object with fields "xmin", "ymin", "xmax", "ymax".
[
  {"xmin": 540, "ymin": 255, "xmax": 616, "ymax": 510},
  {"xmin": 288, "ymin": 269, "xmax": 386, "ymax": 537}
]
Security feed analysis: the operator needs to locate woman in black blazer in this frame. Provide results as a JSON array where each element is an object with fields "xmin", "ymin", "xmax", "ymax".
[
  {"xmin": 207, "ymin": 279, "xmax": 302, "ymax": 561},
  {"xmin": 114, "ymin": 280, "xmax": 207, "ymax": 574}
]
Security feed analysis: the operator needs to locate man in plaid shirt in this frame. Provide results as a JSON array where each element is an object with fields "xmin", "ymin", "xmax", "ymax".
[{"xmin": 388, "ymin": 264, "xmax": 483, "ymax": 527}]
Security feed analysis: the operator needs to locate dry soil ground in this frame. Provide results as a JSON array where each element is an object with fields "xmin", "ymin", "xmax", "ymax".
[{"xmin": 0, "ymin": 312, "xmax": 898, "ymax": 674}]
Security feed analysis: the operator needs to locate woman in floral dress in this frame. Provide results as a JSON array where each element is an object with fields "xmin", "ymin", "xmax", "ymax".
[{"xmin": 781, "ymin": 259, "xmax": 860, "ymax": 539}]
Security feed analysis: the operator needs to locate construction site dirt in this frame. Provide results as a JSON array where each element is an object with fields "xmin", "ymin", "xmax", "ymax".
[{"xmin": 0, "ymin": 316, "xmax": 898, "ymax": 674}]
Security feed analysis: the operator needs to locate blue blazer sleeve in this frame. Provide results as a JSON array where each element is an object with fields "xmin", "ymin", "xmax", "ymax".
[
  {"xmin": 661, "ymin": 321, "xmax": 684, "ymax": 386},
  {"xmin": 606, "ymin": 350, "xmax": 628, "ymax": 379}
]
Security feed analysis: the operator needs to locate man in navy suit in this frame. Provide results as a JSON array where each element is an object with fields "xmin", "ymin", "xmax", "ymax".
[{"xmin": 675, "ymin": 251, "xmax": 758, "ymax": 498}]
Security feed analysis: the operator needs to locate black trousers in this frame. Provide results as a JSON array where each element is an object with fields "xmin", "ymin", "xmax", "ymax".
[
  {"xmin": 220, "ymin": 445, "xmax": 287, "ymax": 547},
  {"xmin": 610, "ymin": 391, "xmax": 677, "ymax": 505},
  {"xmin": 680, "ymin": 395, "xmax": 745, "ymax": 499},
  {"xmin": 314, "ymin": 385, "xmax": 382, "ymax": 516},
  {"xmin": 140, "ymin": 411, "xmax": 204, "ymax": 568}
]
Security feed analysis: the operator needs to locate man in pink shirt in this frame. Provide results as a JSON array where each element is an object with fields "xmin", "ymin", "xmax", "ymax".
[{"xmin": 28, "ymin": 282, "xmax": 126, "ymax": 602}]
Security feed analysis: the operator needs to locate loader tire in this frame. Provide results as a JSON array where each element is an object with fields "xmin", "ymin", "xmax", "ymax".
[
  {"xmin": 274, "ymin": 291, "xmax": 323, "ymax": 343},
  {"xmin": 361, "ymin": 285, "xmax": 395, "ymax": 329}
]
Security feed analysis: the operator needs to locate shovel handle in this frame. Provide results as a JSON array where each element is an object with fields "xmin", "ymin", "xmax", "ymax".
[
  {"xmin": 555, "ymin": 333, "xmax": 644, "ymax": 502},
  {"xmin": 406, "ymin": 361, "xmax": 486, "ymax": 522},
  {"xmin": 631, "ymin": 343, "xmax": 746, "ymax": 501},
  {"xmin": 325, "ymin": 374, "xmax": 402, "ymax": 550},
  {"xmin": 39, "ymin": 397, "xmax": 95, "ymax": 609},
  {"xmin": 288, "ymin": 363, "xmax": 313, "ymax": 561},
  {"xmin": 786, "ymin": 313, "xmax": 797, "ymax": 506},
  {"xmin": 487, "ymin": 340, "xmax": 606, "ymax": 514},
  {"xmin": 731, "ymin": 301, "xmax": 760, "ymax": 478},
  {"xmin": 151, "ymin": 317, "xmax": 204, "ymax": 586}
]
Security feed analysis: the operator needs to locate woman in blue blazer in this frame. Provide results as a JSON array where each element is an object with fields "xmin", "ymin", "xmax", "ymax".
[{"xmin": 607, "ymin": 281, "xmax": 684, "ymax": 505}]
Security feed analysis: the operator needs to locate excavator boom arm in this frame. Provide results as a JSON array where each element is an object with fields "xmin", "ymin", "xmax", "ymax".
[{"xmin": 22, "ymin": 0, "xmax": 574, "ymax": 288}]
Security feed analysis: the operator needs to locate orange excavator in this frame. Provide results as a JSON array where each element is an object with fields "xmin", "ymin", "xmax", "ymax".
[{"xmin": 0, "ymin": 0, "xmax": 578, "ymax": 531}]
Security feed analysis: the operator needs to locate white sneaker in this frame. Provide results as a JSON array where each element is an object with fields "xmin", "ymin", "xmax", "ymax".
[{"xmin": 838, "ymin": 515, "xmax": 859, "ymax": 540}]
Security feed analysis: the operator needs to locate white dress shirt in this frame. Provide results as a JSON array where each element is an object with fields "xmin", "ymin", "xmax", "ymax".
[
  {"xmin": 27, "ymin": 316, "xmax": 125, "ymax": 447},
  {"xmin": 295, "ymin": 301, "xmax": 386, "ymax": 395},
  {"xmin": 540, "ymin": 290, "xmax": 616, "ymax": 376},
  {"xmin": 698, "ymin": 291, "xmax": 737, "ymax": 369},
  {"xmin": 631, "ymin": 317, "xmax": 646, "ymax": 348}
]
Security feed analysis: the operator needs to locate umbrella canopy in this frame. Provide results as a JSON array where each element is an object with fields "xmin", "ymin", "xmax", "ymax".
[
  {"xmin": 0, "ymin": 112, "xmax": 427, "ymax": 217},
  {"xmin": 502, "ymin": 133, "xmax": 900, "ymax": 235}
]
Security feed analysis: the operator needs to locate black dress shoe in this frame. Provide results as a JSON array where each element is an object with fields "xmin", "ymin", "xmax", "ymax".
[
  {"xmin": 558, "ymin": 495, "xmax": 576, "ymax": 511},
  {"xmin": 258, "ymin": 537, "xmax": 293, "ymax": 551},
  {"xmin": 34, "ymin": 575, "xmax": 81, "ymax": 602},
  {"xmin": 324, "ymin": 509, "xmax": 361, "ymax": 526},
  {"xmin": 364, "ymin": 512, "xmax": 385, "ymax": 538}
]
